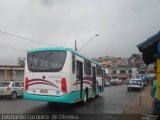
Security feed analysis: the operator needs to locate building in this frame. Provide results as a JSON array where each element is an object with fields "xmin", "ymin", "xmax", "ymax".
[
  {"xmin": 0, "ymin": 65, "xmax": 24, "ymax": 82},
  {"xmin": 95, "ymin": 55, "xmax": 144, "ymax": 82},
  {"xmin": 100, "ymin": 61, "xmax": 112, "ymax": 73},
  {"xmin": 111, "ymin": 66, "xmax": 138, "ymax": 82},
  {"xmin": 112, "ymin": 58, "xmax": 128, "ymax": 67}
]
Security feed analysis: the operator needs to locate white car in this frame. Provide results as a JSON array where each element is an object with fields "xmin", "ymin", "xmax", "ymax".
[
  {"xmin": 127, "ymin": 79, "xmax": 144, "ymax": 91},
  {"xmin": 116, "ymin": 79, "xmax": 122, "ymax": 85},
  {"xmin": 110, "ymin": 79, "xmax": 117, "ymax": 85},
  {"xmin": 104, "ymin": 80, "xmax": 111, "ymax": 87},
  {"xmin": 0, "ymin": 81, "xmax": 24, "ymax": 99}
]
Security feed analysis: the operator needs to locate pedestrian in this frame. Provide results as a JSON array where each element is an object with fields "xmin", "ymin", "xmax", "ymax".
[{"xmin": 152, "ymin": 75, "xmax": 160, "ymax": 114}]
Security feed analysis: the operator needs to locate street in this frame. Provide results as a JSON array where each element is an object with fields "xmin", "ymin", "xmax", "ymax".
[{"xmin": 0, "ymin": 85, "xmax": 140, "ymax": 115}]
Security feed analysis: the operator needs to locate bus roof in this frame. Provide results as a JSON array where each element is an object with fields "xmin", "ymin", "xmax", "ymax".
[{"xmin": 27, "ymin": 47, "xmax": 102, "ymax": 67}]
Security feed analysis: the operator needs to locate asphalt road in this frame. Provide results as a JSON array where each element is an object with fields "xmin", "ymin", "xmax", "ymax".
[{"xmin": 0, "ymin": 85, "xmax": 140, "ymax": 119}]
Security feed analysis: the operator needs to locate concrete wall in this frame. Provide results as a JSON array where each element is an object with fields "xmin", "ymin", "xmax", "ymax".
[
  {"xmin": 0, "ymin": 70, "xmax": 4, "ymax": 82},
  {"xmin": 15, "ymin": 70, "xmax": 24, "ymax": 81}
]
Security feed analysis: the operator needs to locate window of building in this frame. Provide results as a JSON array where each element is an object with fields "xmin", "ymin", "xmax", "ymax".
[
  {"xmin": 84, "ymin": 60, "xmax": 91, "ymax": 75},
  {"xmin": 129, "ymin": 70, "xmax": 132, "ymax": 74},
  {"xmin": 120, "ymin": 70, "xmax": 126, "ymax": 74},
  {"xmin": 113, "ymin": 70, "xmax": 116, "ymax": 74}
]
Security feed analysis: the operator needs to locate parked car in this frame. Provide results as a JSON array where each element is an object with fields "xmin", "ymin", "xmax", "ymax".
[
  {"xmin": 116, "ymin": 79, "xmax": 122, "ymax": 85},
  {"xmin": 110, "ymin": 79, "xmax": 122, "ymax": 85},
  {"xmin": 0, "ymin": 81, "xmax": 24, "ymax": 99},
  {"xmin": 127, "ymin": 79, "xmax": 144, "ymax": 91},
  {"xmin": 110, "ymin": 79, "xmax": 117, "ymax": 85},
  {"xmin": 104, "ymin": 80, "xmax": 111, "ymax": 87}
]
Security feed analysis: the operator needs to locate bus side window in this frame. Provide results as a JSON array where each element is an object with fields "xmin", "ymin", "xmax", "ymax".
[
  {"xmin": 96, "ymin": 65, "xmax": 102, "ymax": 77},
  {"xmin": 84, "ymin": 60, "xmax": 91, "ymax": 76},
  {"xmin": 72, "ymin": 54, "xmax": 75, "ymax": 74},
  {"xmin": 76, "ymin": 62, "xmax": 80, "ymax": 79}
]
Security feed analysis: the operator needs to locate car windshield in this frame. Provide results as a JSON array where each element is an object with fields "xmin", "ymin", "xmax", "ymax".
[
  {"xmin": 0, "ymin": 83, "xmax": 10, "ymax": 87},
  {"xmin": 129, "ymin": 80, "xmax": 142, "ymax": 85},
  {"xmin": 27, "ymin": 50, "xmax": 67, "ymax": 72}
]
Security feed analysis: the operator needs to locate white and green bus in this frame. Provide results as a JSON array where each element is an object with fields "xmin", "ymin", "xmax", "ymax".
[{"xmin": 24, "ymin": 47, "xmax": 104, "ymax": 104}]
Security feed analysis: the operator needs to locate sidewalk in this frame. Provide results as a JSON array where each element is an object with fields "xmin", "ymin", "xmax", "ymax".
[{"xmin": 118, "ymin": 85, "xmax": 153, "ymax": 120}]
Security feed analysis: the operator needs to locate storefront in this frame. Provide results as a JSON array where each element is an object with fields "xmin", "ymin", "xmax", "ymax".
[{"xmin": 0, "ymin": 65, "xmax": 24, "ymax": 82}]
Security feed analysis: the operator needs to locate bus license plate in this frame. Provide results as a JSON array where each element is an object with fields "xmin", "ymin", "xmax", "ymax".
[
  {"xmin": 40, "ymin": 89, "xmax": 48, "ymax": 93},
  {"xmin": 56, "ymin": 91, "xmax": 60, "ymax": 95}
]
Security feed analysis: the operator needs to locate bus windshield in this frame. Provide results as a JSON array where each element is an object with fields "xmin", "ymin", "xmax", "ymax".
[{"xmin": 27, "ymin": 50, "xmax": 66, "ymax": 72}]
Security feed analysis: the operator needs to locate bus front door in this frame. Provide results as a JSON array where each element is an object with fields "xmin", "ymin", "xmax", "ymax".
[
  {"xmin": 92, "ymin": 66, "xmax": 96, "ymax": 96},
  {"xmin": 76, "ymin": 61, "xmax": 83, "ymax": 100}
]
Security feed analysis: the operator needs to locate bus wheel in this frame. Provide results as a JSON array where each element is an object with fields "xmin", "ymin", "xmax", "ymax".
[{"xmin": 83, "ymin": 90, "xmax": 88, "ymax": 104}]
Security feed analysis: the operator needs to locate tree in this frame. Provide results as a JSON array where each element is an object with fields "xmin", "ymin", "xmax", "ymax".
[
  {"xmin": 17, "ymin": 57, "xmax": 25, "ymax": 66},
  {"xmin": 129, "ymin": 53, "xmax": 142, "ymax": 61}
]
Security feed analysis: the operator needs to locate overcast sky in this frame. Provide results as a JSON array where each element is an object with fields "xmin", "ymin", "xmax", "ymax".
[{"xmin": 0, "ymin": 0, "xmax": 160, "ymax": 64}]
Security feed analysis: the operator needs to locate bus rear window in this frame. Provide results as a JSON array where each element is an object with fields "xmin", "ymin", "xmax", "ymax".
[{"xmin": 27, "ymin": 51, "xmax": 66, "ymax": 72}]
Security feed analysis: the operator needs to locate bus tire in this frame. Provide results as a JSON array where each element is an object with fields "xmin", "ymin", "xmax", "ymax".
[
  {"xmin": 83, "ymin": 89, "xmax": 88, "ymax": 104},
  {"xmin": 11, "ymin": 92, "xmax": 17, "ymax": 99}
]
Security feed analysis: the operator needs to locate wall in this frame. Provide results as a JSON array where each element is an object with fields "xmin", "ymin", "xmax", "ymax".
[{"xmin": 0, "ymin": 69, "xmax": 24, "ymax": 82}]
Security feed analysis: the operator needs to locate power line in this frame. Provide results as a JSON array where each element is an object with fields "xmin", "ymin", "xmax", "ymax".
[
  {"xmin": 0, "ymin": 30, "xmax": 57, "ymax": 47},
  {"xmin": 0, "ymin": 44, "xmax": 26, "ymax": 51},
  {"xmin": 0, "ymin": 30, "xmax": 99, "ymax": 59},
  {"xmin": 78, "ymin": 50, "xmax": 91, "ymax": 58}
]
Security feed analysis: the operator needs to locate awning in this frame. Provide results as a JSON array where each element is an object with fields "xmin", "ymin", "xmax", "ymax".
[{"xmin": 137, "ymin": 31, "xmax": 160, "ymax": 65}]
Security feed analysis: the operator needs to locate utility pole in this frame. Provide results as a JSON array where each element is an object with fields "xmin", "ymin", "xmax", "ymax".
[{"xmin": 75, "ymin": 40, "xmax": 77, "ymax": 51}]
